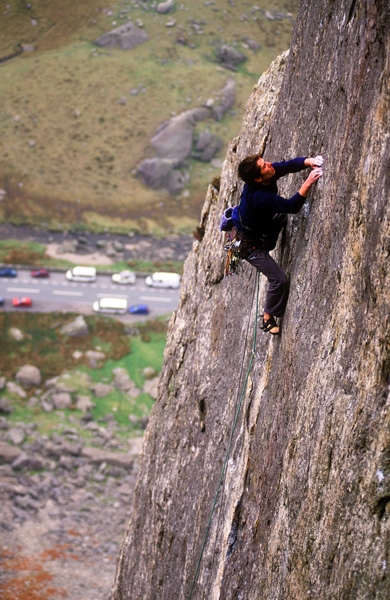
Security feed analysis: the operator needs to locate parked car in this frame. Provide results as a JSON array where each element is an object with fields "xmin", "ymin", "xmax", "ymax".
[
  {"xmin": 145, "ymin": 272, "xmax": 181, "ymax": 289},
  {"xmin": 65, "ymin": 266, "xmax": 96, "ymax": 282},
  {"xmin": 0, "ymin": 268, "xmax": 17, "ymax": 277},
  {"xmin": 12, "ymin": 297, "xmax": 32, "ymax": 307},
  {"xmin": 112, "ymin": 270, "xmax": 136, "ymax": 285},
  {"xmin": 129, "ymin": 304, "xmax": 149, "ymax": 315},
  {"xmin": 31, "ymin": 268, "xmax": 49, "ymax": 278},
  {"xmin": 93, "ymin": 297, "xmax": 128, "ymax": 314}
]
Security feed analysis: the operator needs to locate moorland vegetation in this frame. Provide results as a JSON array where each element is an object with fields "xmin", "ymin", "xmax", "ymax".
[{"xmin": 0, "ymin": 0, "xmax": 299, "ymax": 235}]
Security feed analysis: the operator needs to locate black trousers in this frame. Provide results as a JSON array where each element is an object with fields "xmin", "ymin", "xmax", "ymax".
[{"xmin": 245, "ymin": 214, "xmax": 289, "ymax": 318}]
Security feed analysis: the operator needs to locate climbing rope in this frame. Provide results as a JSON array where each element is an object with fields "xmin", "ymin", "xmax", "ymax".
[{"xmin": 187, "ymin": 270, "xmax": 261, "ymax": 600}]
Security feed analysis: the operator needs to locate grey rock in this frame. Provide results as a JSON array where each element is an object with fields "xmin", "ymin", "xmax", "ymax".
[
  {"xmin": 60, "ymin": 315, "xmax": 89, "ymax": 338},
  {"xmin": 40, "ymin": 400, "xmax": 54, "ymax": 412},
  {"xmin": 93, "ymin": 383, "xmax": 114, "ymax": 398},
  {"xmin": 113, "ymin": 368, "xmax": 140, "ymax": 397},
  {"xmin": 151, "ymin": 108, "xmax": 210, "ymax": 160},
  {"xmin": 0, "ymin": 376, "xmax": 6, "ymax": 390},
  {"xmin": 113, "ymin": 240, "xmax": 125, "ymax": 252},
  {"xmin": 216, "ymin": 44, "xmax": 246, "ymax": 68},
  {"xmin": 156, "ymin": 0, "xmax": 175, "ymax": 14},
  {"xmin": 9, "ymin": 327, "xmax": 24, "ymax": 341},
  {"xmin": 85, "ymin": 350, "xmax": 106, "ymax": 368},
  {"xmin": 15, "ymin": 364, "xmax": 42, "ymax": 388},
  {"xmin": 0, "ymin": 441, "xmax": 22, "ymax": 463},
  {"xmin": 6, "ymin": 381, "xmax": 27, "ymax": 398},
  {"xmin": 75, "ymin": 395, "xmax": 95, "ymax": 413},
  {"xmin": 212, "ymin": 78, "xmax": 236, "ymax": 121},
  {"xmin": 7, "ymin": 428, "xmax": 25, "ymax": 445},
  {"xmin": 12, "ymin": 453, "xmax": 45, "ymax": 471},
  {"xmin": 142, "ymin": 377, "xmax": 159, "ymax": 400},
  {"xmin": 51, "ymin": 392, "xmax": 72, "ymax": 409},
  {"xmin": 0, "ymin": 397, "xmax": 13, "ymax": 414},
  {"xmin": 136, "ymin": 158, "xmax": 189, "ymax": 194},
  {"xmin": 193, "ymin": 129, "xmax": 223, "ymax": 162},
  {"xmin": 81, "ymin": 447, "xmax": 133, "ymax": 469},
  {"xmin": 142, "ymin": 367, "xmax": 157, "ymax": 379},
  {"xmin": 95, "ymin": 22, "xmax": 148, "ymax": 51}
]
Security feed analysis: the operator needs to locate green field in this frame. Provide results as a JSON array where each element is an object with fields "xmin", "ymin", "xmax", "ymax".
[{"xmin": 0, "ymin": 0, "xmax": 299, "ymax": 235}]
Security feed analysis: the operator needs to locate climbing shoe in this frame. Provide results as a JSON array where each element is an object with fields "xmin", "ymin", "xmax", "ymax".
[{"xmin": 261, "ymin": 315, "xmax": 280, "ymax": 335}]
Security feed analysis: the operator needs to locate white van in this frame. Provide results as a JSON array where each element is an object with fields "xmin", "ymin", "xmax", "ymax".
[
  {"xmin": 93, "ymin": 297, "xmax": 128, "ymax": 314},
  {"xmin": 66, "ymin": 266, "xmax": 96, "ymax": 282},
  {"xmin": 145, "ymin": 272, "xmax": 181, "ymax": 289}
]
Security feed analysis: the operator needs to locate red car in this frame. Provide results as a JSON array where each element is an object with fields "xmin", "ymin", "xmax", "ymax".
[
  {"xmin": 12, "ymin": 297, "xmax": 32, "ymax": 307},
  {"xmin": 31, "ymin": 268, "xmax": 49, "ymax": 278}
]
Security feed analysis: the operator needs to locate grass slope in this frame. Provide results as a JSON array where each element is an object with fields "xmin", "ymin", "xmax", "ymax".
[{"xmin": 0, "ymin": 0, "xmax": 299, "ymax": 234}]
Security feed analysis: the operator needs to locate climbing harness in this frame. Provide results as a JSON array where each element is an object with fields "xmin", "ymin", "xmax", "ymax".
[
  {"xmin": 220, "ymin": 207, "xmax": 243, "ymax": 276},
  {"xmin": 220, "ymin": 206, "xmax": 267, "ymax": 276},
  {"xmin": 187, "ymin": 270, "xmax": 261, "ymax": 600}
]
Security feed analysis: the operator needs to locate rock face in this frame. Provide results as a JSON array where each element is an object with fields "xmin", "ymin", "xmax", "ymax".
[{"xmin": 112, "ymin": 2, "xmax": 390, "ymax": 599}]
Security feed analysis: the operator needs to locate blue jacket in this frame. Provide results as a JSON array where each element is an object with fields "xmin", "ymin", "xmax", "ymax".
[{"xmin": 232, "ymin": 157, "xmax": 308, "ymax": 235}]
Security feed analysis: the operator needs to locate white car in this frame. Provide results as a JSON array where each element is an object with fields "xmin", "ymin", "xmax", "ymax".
[
  {"xmin": 111, "ymin": 270, "xmax": 136, "ymax": 285},
  {"xmin": 145, "ymin": 272, "xmax": 181, "ymax": 289}
]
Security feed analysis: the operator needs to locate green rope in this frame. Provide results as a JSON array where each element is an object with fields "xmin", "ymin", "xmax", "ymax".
[{"xmin": 187, "ymin": 270, "xmax": 261, "ymax": 600}]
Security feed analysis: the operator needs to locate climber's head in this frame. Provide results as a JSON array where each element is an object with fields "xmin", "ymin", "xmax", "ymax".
[{"xmin": 238, "ymin": 154, "xmax": 275, "ymax": 185}]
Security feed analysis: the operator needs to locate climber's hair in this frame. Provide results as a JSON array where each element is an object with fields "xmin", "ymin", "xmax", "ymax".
[{"xmin": 238, "ymin": 154, "xmax": 262, "ymax": 185}]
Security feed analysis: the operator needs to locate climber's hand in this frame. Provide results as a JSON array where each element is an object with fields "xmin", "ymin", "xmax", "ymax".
[
  {"xmin": 299, "ymin": 167, "xmax": 323, "ymax": 197},
  {"xmin": 305, "ymin": 155, "xmax": 324, "ymax": 168},
  {"xmin": 307, "ymin": 167, "xmax": 323, "ymax": 183}
]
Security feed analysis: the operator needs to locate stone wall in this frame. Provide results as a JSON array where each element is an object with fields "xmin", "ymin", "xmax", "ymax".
[{"xmin": 112, "ymin": 1, "xmax": 390, "ymax": 598}]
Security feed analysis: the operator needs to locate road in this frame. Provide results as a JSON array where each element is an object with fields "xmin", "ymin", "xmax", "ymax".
[{"xmin": 0, "ymin": 269, "xmax": 181, "ymax": 318}]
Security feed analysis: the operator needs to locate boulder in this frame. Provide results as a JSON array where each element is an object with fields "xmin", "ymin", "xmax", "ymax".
[
  {"xmin": 156, "ymin": 0, "xmax": 175, "ymax": 14},
  {"xmin": 212, "ymin": 79, "xmax": 236, "ymax": 121},
  {"xmin": 81, "ymin": 447, "xmax": 133, "ymax": 469},
  {"xmin": 142, "ymin": 366, "xmax": 157, "ymax": 379},
  {"xmin": 15, "ymin": 364, "xmax": 42, "ymax": 388},
  {"xmin": 51, "ymin": 392, "xmax": 72, "ymax": 410},
  {"xmin": 93, "ymin": 383, "xmax": 114, "ymax": 398},
  {"xmin": 113, "ymin": 367, "xmax": 134, "ymax": 393},
  {"xmin": 60, "ymin": 315, "xmax": 89, "ymax": 338},
  {"xmin": 216, "ymin": 44, "xmax": 246, "ymax": 69},
  {"xmin": 193, "ymin": 129, "xmax": 223, "ymax": 162},
  {"xmin": 6, "ymin": 381, "xmax": 26, "ymax": 398},
  {"xmin": 0, "ymin": 397, "xmax": 13, "ymax": 414},
  {"xmin": 9, "ymin": 327, "xmax": 24, "ymax": 341},
  {"xmin": 95, "ymin": 23, "xmax": 148, "ymax": 50},
  {"xmin": 75, "ymin": 395, "xmax": 95, "ymax": 413},
  {"xmin": 143, "ymin": 377, "xmax": 159, "ymax": 400},
  {"xmin": 136, "ymin": 158, "xmax": 189, "ymax": 194},
  {"xmin": 0, "ymin": 441, "xmax": 22, "ymax": 464},
  {"xmin": 0, "ymin": 376, "xmax": 5, "ymax": 390},
  {"xmin": 151, "ymin": 108, "xmax": 210, "ymax": 160},
  {"xmin": 7, "ymin": 428, "xmax": 25, "ymax": 445},
  {"xmin": 85, "ymin": 350, "xmax": 106, "ymax": 368},
  {"xmin": 12, "ymin": 453, "xmax": 45, "ymax": 471}
]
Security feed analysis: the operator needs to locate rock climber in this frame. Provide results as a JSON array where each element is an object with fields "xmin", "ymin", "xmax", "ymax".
[{"xmin": 226, "ymin": 153, "xmax": 323, "ymax": 335}]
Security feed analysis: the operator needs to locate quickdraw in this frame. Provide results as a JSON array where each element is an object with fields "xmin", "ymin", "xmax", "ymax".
[{"xmin": 224, "ymin": 231, "xmax": 243, "ymax": 276}]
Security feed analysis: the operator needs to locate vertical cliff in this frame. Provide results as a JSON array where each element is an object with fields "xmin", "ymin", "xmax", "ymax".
[{"xmin": 112, "ymin": 1, "xmax": 390, "ymax": 599}]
